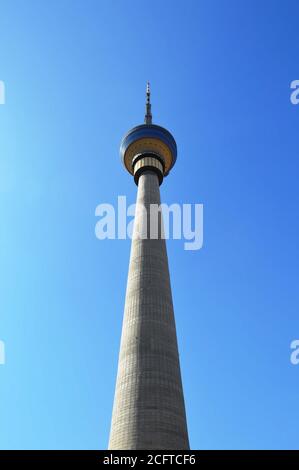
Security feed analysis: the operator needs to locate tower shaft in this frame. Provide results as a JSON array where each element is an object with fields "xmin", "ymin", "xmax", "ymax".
[{"xmin": 109, "ymin": 171, "xmax": 189, "ymax": 450}]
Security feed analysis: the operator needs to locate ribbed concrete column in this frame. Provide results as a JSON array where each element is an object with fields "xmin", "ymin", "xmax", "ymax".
[{"xmin": 109, "ymin": 171, "xmax": 189, "ymax": 450}]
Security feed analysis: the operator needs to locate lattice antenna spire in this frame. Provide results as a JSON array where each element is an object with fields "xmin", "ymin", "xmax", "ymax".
[{"xmin": 144, "ymin": 81, "xmax": 152, "ymax": 124}]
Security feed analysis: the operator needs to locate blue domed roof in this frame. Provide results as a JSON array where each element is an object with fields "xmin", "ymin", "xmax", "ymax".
[{"xmin": 120, "ymin": 124, "xmax": 177, "ymax": 176}]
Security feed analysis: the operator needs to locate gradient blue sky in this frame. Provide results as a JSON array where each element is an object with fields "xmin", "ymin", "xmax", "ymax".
[{"xmin": 1, "ymin": 0, "xmax": 299, "ymax": 450}]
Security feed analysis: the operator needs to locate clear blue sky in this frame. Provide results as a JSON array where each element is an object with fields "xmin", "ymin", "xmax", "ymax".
[{"xmin": 0, "ymin": 0, "xmax": 298, "ymax": 450}]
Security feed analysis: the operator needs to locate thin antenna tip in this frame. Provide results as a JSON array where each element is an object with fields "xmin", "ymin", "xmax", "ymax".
[{"xmin": 145, "ymin": 81, "xmax": 152, "ymax": 124}]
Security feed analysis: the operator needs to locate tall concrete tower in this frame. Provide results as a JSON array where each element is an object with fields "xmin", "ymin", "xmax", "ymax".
[{"xmin": 109, "ymin": 84, "xmax": 189, "ymax": 450}]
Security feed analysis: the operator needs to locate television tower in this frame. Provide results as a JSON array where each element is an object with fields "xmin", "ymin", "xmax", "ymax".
[{"xmin": 109, "ymin": 84, "xmax": 189, "ymax": 449}]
